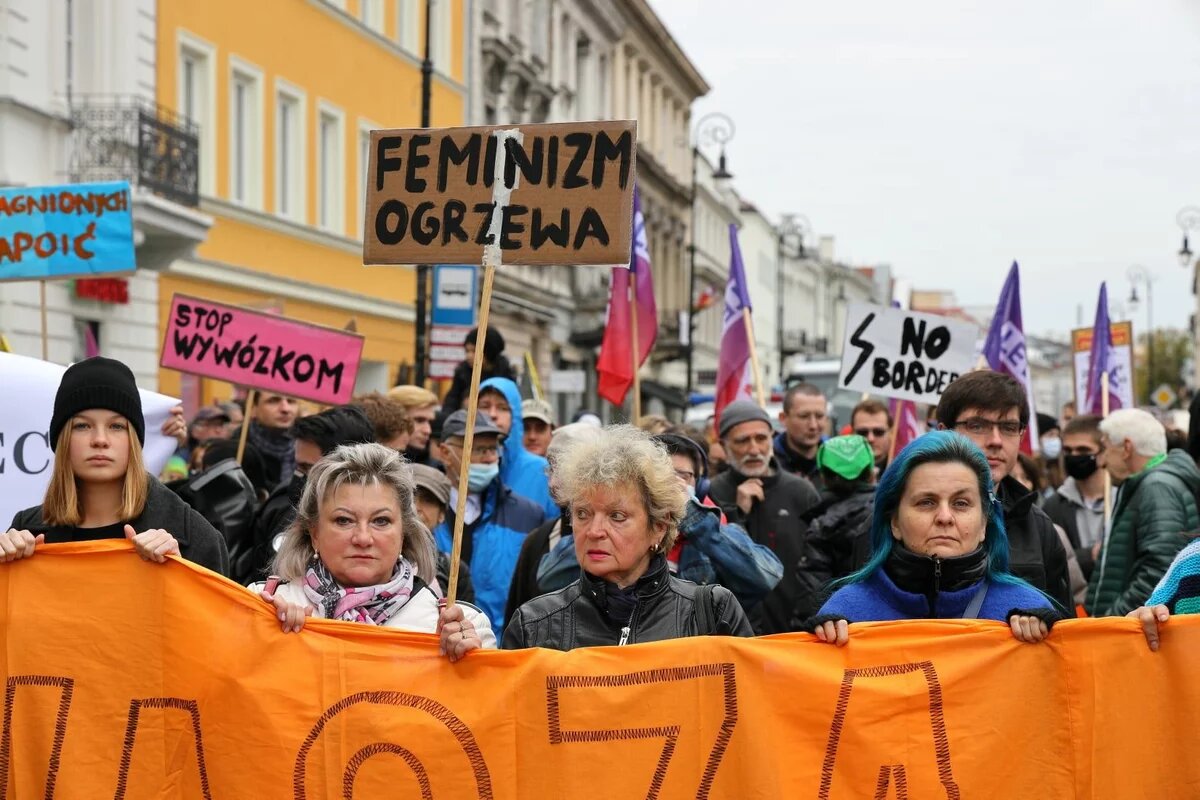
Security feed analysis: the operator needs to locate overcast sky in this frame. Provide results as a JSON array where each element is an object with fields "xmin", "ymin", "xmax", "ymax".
[{"xmin": 649, "ymin": 0, "xmax": 1200, "ymax": 338}]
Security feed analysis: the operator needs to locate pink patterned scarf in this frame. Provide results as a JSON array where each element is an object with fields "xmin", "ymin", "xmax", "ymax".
[{"xmin": 302, "ymin": 556, "xmax": 417, "ymax": 625}]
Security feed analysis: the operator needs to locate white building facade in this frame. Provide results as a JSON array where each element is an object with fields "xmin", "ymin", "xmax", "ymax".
[{"xmin": 0, "ymin": 0, "xmax": 210, "ymax": 387}]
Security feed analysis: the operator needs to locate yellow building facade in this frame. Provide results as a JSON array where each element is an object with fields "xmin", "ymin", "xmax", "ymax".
[{"xmin": 154, "ymin": 0, "xmax": 466, "ymax": 403}]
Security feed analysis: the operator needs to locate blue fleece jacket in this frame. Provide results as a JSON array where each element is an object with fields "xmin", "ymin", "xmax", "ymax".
[
  {"xmin": 435, "ymin": 480, "xmax": 545, "ymax": 630},
  {"xmin": 478, "ymin": 377, "xmax": 559, "ymax": 520},
  {"xmin": 819, "ymin": 568, "xmax": 1051, "ymax": 622}
]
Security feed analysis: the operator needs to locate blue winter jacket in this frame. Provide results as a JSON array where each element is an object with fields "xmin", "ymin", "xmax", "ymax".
[
  {"xmin": 435, "ymin": 480, "xmax": 545, "ymax": 630},
  {"xmin": 819, "ymin": 567, "xmax": 1051, "ymax": 622},
  {"xmin": 536, "ymin": 497, "xmax": 784, "ymax": 612},
  {"xmin": 478, "ymin": 377, "xmax": 559, "ymax": 520}
]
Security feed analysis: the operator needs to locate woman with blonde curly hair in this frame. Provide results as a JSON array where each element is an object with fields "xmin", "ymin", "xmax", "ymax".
[
  {"xmin": 502, "ymin": 425, "xmax": 753, "ymax": 650},
  {"xmin": 252, "ymin": 442, "xmax": 494, "ymax": 661}
]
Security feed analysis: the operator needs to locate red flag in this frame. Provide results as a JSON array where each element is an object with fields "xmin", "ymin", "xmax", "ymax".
[
  {"xmin": 597, "ymin": 186, "xmax": 655, "ymax": 406},
  {"xmin": 888, "ymin": 398, "xmax": 922, "ymax": 460}
]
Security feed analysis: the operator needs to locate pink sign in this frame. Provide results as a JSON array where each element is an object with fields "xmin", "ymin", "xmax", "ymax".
[{"xmin": 160, "ymin": 295, "xmax": 364, "ymax": 405}]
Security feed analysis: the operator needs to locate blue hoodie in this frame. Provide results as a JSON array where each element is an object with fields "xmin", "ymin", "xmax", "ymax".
[{"xmin": 478, "ymin": 377, "xmax": 559, "ymax": 520}]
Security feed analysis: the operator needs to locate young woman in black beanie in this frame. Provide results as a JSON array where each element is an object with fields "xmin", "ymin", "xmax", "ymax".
[{"xmin": 0, "ymin": 357, "xmax": 229, "ymax": 575}]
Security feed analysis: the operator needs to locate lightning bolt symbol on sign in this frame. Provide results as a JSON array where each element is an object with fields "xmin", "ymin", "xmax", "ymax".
[{"xmin": 843, "ymin": 312, "xmax": 875, "ymax": 385}]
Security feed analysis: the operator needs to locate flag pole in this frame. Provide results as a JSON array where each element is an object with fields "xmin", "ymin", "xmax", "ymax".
[
  {"xmin": 40, "ymin": 280, "xmax": 49, "ymax": 361},
  {"xmin": 631, "ymin": 266, "xmax": 642, "ymax": 423},
  {"xmin": 524, "ymin": 351, "xmax": 543, "ymax": 401},
  {"xmin": 1101, "ymin": 371, "xmax": 1111, "ymax": 531},
  {"xmin": 742, "ymin": 308, "xmax": 766, "ymax": 407},
  {"xmin": 236, "ymin": 389, "xmax": 257, "ymax": 464}
]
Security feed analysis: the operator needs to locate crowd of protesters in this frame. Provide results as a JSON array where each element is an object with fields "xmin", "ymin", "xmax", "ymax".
[{"xmin": 2, "ymin": 325, "xmax": 1197, "ymax": 660}]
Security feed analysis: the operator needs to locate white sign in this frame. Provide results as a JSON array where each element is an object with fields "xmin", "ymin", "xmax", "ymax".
[
  {"xmin": 0, "ymin": 352, "xmax": 179, "ymax": 528},
  {"xmin": 434, "ymin": 266, "xmax": 476, "ymax": 312},
  {"xmin": 839, "ymin": 303, "xmax": 980, "ymax": 404},
  {"xmin": 548, "ymin": 369, "xmax": 587, "ymax": 394},
  {"xmin": 429, "ymin": 324, "xmax": 472, "ymax": 381},
  {"xmin": 1070, "ymin": 322, "xmax": 1134, "ymax": 413}
]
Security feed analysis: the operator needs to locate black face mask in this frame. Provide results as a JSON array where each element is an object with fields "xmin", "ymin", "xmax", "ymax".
[{"xmin": 1063, "ymin": 453, "xmax": 1099, "ymax": 481}]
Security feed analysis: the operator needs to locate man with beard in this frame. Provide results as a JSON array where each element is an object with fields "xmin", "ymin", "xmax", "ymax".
[
  {"xmin": 388, "ymin": 385, "xmax": 442, "ymax": 469},
  {"xmin": 247, "ymin": 405, "xmax": 376, "ymax": 580},
  {"xmin": 709, "ymin": 400, "xmax": 820, "ymax": 634}
]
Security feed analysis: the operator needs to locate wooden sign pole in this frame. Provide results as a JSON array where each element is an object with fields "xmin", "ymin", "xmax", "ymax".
[
  {"xmin": 446, "ymin": 249, "xmax": 497, "ymax": 605},
  {"xmin": 236, "ymin": 389, "xmax": 257, "ymax": 464},
  {"xmin": 40, "ymin": 280, "xmax": 49, "ymax": 361},
  {"xmin": 742, "ymin": 308, "xmax": 766, "ymax": 407}
]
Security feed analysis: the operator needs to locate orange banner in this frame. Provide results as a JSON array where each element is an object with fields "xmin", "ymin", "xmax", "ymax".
[{"xmin": 3, "ymin": 542, "xmax": 1198, "ymax": 798}]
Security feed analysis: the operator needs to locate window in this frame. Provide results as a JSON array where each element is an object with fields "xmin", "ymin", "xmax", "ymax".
[
  {"xmin": 178, "ymin": 32, "xmax": 216, "ymax": 195},
  {"xmin": 317, "ymin": 104, "xmax": 345, "ymax": 233},
  {"xmin": 275, "ymin": 84, "xmax": 306, "ymax": 222},
  {"xmin": 357, "ymin": 122, "xmax": 377, "ymax": 239},
  {"xmin": 361, "ymin": 0, "xmax": 384, "ymax": 31},
  {"xmin": 398, "ymin": 0, "xmax": 419, "ymax": 53},
  {"xmin": 431, "ymin": 0, "xmax": 452, "ymax": 69},
  {"xmin": 229, "ymin": 59, "xmax": 264, "ymax": 208}
]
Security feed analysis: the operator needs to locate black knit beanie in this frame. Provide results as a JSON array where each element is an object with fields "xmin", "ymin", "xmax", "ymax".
[{"xmin": 49, "ymin": 357, "xmax": 145, "ymax": 450}]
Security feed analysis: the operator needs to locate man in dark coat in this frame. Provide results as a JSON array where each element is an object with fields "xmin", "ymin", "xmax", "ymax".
[
  {"xmin": 709, "ymin": 400, "xmax": 820, "ymax": 634},
  {"xmin": 936, "ymin": 370, "xmax": 1073, "ymax": 611}
]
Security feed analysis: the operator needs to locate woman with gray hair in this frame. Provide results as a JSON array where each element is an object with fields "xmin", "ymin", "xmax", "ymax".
[
  {"xmin": 252, "ymin": 442, "xmax": 495, "ymax": 660},
  {"xmin": 503, "ymin": 425, "xmax": 753, "ymax": 650}
]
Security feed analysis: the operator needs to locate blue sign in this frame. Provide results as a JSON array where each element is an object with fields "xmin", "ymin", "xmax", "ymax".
[
  {"xmin": 431, "ymin": 265, "xmax": 478, "ymax": 326},
  {"xmin": 0, "ymin": 181, "xmax": 136, "ymax": 281}
]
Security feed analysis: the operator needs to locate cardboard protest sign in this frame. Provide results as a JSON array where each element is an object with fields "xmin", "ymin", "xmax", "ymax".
[
  {"xmin": 5, "ymin": 544, "xmax": 1200, "ymax": 798},
  {"xmin": 840, "ymin": 303, "xmax": 980, "ymax": 404},
  {"xmin": 1072, "ymin": 321, "xmax": 1134, "ymax": 411},
  {"xmin": 0, "ymin": 181, "xmax": 136, "ymax": 281},
  {"xmin": 363, "ymin": 121, "xmax": 637, "ymax": 266},
  {"xmin": 160, "ymin": 295, "xmax": 364, "ymax": 405},
  {"xmin": 0, "ymin": 352, "xmax": 178, "ymax": 526}
]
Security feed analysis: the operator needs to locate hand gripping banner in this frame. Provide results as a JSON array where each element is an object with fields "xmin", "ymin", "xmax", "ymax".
[{"xmin": 2, "ymin": 542, "xmax": 1197, "ymax": 798}]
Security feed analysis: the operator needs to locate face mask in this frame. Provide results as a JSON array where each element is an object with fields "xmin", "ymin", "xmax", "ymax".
[
  {"xmin": 1063, "ymin": 453, "xmax": 1098, "ymax": 480},
  {"xmin": 467, "ymin": 463, "xmax": 499, "ymax": 493},
  {"xmin": 1041, "ymin": 437, "xmax": 1062, "ymax": 459},
  {"xmin": 685, "ymin": 484, "xmax": 697, "ymax": 501}
]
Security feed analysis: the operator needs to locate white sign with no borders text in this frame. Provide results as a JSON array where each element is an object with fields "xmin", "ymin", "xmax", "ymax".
[
  {"xmin": 839, "ymin": 303, "xmax": 980, "ymax": 404},
  {"xmin": 0, "ymin": 352, "xmax": 179, "ymax": 528}
]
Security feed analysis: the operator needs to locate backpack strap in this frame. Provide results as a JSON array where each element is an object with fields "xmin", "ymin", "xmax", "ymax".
[
  {"xmin": 695, "ymin": 583, "xmax": 718, "ymax": 635},
  {"xmin": 962, "ymin": 582, "xmax": 989, "ymax": 620}
]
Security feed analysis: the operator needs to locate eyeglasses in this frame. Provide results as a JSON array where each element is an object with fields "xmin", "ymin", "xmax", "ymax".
[
  {"xmin": 855, "ymin": 427, "xmax": 888, "ymax": 439},
  {"xmin": 953, "ymin": 418, "xmax": 1024, "ymax": 439},
  {"xmin": 446, "ymin": 444, "xmax": 500, "ymax": 458},
  {"xmin": 674, "ymin": 469, "xmax": 696, "ymax": 483}
]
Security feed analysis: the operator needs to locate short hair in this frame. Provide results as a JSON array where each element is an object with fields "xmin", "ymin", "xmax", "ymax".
[
  {"xmin": 387, "ymin": 385, "xmax": 438, "ymax": 410},
  {"xmin": 935, "ymin": 370, "xmax": 1029, "ymax": 430},
  {"xmin": 636, "ymin": 414, "xmax": 672, "ymax": 435},
  {"xmin": 554, "ymin": 425, "xmax": 686, "ymax": 554},
  {"xmin": 272, "ymin": 442, "xmax": 437, "ymax": 584},
  {"xmin": 1099, "ymin": 409, "xmax": 1167, "ymax": 458},
  {"xmin": 1016, "ymin": 452, "xmax": 1045, "ymax": 493},
  {"xmin": 851, "ymin": 398, "xmax": 893, "ymax": 427},
  {"xmin": 783, "ymin": 383, "xmax": 825, "ymax": 414},
  {"xmin": 42, "ymin": 419, "xmax": 148, "ymax": 526},
  {"xmin": 290, "ymin": 405, "xmax": 376, "ymax": 456},
  {"xmin": 353, "ymin": 392, "xmax": 414, "ymax": 443},
  {"xmin": 1063, "ymin": 414, "xmax": 1102, "ymax": 443}
]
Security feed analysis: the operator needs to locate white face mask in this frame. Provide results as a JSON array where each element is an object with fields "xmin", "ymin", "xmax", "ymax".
[{"xmin": 1041, "ymin": 436, "xmax": 1062, "ymax": 460}]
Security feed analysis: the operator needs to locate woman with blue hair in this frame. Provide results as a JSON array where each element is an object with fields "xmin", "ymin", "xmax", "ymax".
[{"xmin": 808, "ymin": 431, "xmax": 1060, "ymax": 646}]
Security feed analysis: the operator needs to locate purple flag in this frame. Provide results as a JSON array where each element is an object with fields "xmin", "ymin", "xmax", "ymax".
[
  {"xmin": 715, "ymin": 224, "xmax": 755, "ymax": 425},
  {"xmin": 981, "ymin": 262, "xmax": 1038, "ymax": 454},
  {"xmin": 1085, "ymin": 282, "xmax": 1122, "ymax": 415}
]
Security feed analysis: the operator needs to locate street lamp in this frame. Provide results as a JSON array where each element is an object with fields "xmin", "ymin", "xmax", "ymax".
[
  {"xmin": 413, "ymin": 0, "xmax": 436, "ymax": 385},
  {"xmin": 1128, "ymin": 265, "xmax": 1156, "ymax": 396},
  {"xmin": 686, "ymin": 112, "xmax": 736, "ymax": 400},
  {"xmin": 776, "ymin": 214, "xmax": 811, "ymax": 382},
  {"xmin": 1177, "ymin": 206, "xmax": 1200, "ymax": 268}
]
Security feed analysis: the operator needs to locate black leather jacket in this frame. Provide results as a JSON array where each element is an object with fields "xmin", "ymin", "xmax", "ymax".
[{"xmin": 502, "ymin": 555, "xmax": 754, "ymax": 651}]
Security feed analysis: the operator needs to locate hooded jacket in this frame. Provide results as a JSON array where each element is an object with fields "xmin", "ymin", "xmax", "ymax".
[
  {"xmin": 793, "ymin": 483, "xmax": 876, "ymax": 621},
  {"xmin": 1042, "ymin": 476, "xmax": 1107, "ymax": 578},
  {"xmin": 478, "ymin": 377, "xmax": 559, "ymax": 520},
  {"xmin": 996, "ymin": 476, "xmax": 1072, "ymax": 612},
  {"xmin": 11, "ymin": 474, "xmax": 229, "ymax": 576},
  {"xmin": 434, "ymin": 478, "xmax": 545, "ymax": 630},
  {"xmin": 708, "ymin": 461, "xmax": 820, "ymax": 634},
  {"xmin": 772, "ymin": 432, "xmax": 823, "ymax": 488},
  {"xmin": 1086, "ymin": 449, "xmax": 1200, "ymax": 617}
]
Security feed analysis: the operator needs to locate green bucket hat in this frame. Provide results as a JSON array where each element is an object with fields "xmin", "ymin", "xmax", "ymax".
[{"xmin": 817, "ymin": 435, "xmax": 874, "ymax": 480}]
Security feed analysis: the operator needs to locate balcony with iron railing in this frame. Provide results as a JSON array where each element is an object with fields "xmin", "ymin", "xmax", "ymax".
[{"xmin": 67, "ymin": 96, "xmax": 211, "ymax": 269}]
